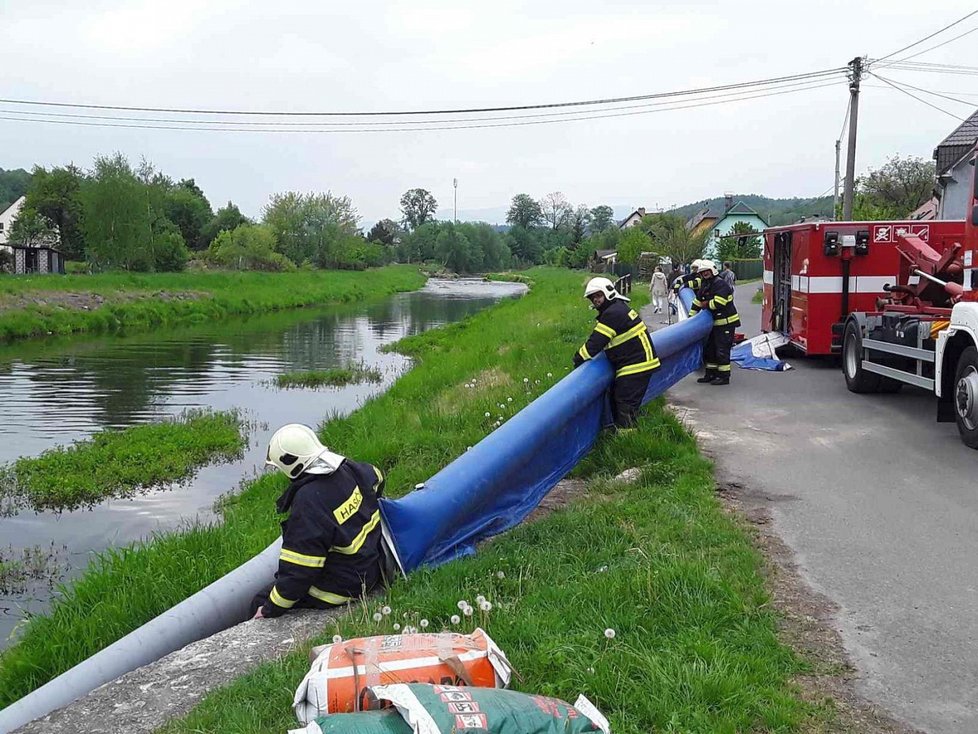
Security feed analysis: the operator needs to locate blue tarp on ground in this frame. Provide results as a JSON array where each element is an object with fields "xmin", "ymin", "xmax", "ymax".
[{"xmin": 381, "ymin": 289, "xmax": 712, "ymax": 573}]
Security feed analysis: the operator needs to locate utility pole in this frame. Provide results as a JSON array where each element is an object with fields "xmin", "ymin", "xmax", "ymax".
[
  {"xmin": 453, "ymin": 178, "xmax": 458, "ymax": 223},
  {"xmin": 842, "ymin": 56, "xmax": 863, "ymax": 220},
  {"xmin": 833, "ymin": 138, "xmax": 841, "ymax": 218}
]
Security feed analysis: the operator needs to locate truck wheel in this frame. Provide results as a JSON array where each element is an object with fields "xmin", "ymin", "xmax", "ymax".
[
  {"xmin": 843, "ymin": 320, "xmax": 881, "ymax": 393},
  {"xmin": 954, "ymin": 346, "xmax": 978, "ymax": 448}
]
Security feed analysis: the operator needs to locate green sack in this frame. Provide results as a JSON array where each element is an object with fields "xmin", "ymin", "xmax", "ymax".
[
  {"xmin": 290, "ymin": 709, "xmax": 411, "ymax": 734},
  {"xmin": 367, "ymin": 683, "xmax": 610, "ymax": 734}
]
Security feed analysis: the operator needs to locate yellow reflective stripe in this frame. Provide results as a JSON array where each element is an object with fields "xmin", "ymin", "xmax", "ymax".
[
  {"xmin": 627, "ymin": 309, "xmax": 639, "ymax": 319},
  {"xmin": 372, "ymin": 465, "xmax": 384, "ymax": 490},
  {"xmin": 308, "ymin": 587, "xmax": 353, "ymax": 605},
  {"xmin": 717, "ymin": 364, "xmax": 732, "ymax": 372},
  {"xmin": 280, "ymin": 548, "xmax": 326, "ymax": 568},
  {"xmin": 638, "ymin": 331, "xmax": 654, "ymax": 363},
  {"xmin": 705, "ymin": 363, "xmax": 719, "ymax": 368},
  {"xmin": 931, "ymin": 320, "xmax": 950, "ymax": 338},
  {"xmin": 615, "ymin": 358, "xmax": 660, "ymax": 377},
  {"xmin": 331, "ymin": 510, "xmax": 381, "ymax": 555},
  {"xmin": 269, "ymin": 586, "xmax": 297, "ymax": 609},
  {"xmin": 712, "ymin": 295, "xmax": 731, "ymax": 306},
  {"xmin": 608, "ymin": 322, "xmax": 647, "ymax": 348},
  {"xmin": 578, "ymin": 344, "xmax": 592, "ymax": 361},
  {"xmin": 713, "ymin": 315, "xmax": 741, "ymax": 326},
  {"xmin": 333, "ymin": 485, "xmax": 364, "ymax": 525},
  {"xmin": 594, "ymin": 322, "xmax": 616, "ymax": 339}
]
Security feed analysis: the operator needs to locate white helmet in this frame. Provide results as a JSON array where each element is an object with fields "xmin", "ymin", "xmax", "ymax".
[
  {"xmin": 266, "ymin": 423, "xmax": 343, "ymax": 479},
  {"xmin": 698, "ymin": 259, "xmax": 717, "ymax": 276},
  {"xmin": 584, "ymin": 276, "xmax": 629, "ymax": 303},
  {"xmin": 691, "ymin": 259, "xmax": 705, "ymax": 271}
]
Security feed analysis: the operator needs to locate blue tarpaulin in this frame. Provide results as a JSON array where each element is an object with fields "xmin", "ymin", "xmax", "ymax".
[{"xmin": 380, "ymin": 289, "xmax": 712, "ymax": 573}]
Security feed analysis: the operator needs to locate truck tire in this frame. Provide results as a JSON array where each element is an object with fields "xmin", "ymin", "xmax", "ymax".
[
  {"xmin": 953, "ymin": 346, "xmax": 978, "ymax": 448},
  {"xmin": 843, "ymin": 320, "xmax": 881, "ymax": 393}
]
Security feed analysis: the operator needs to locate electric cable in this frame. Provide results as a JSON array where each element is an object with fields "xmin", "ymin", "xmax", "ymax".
[
  {"xmin": 872, "ymin": 73, "xmax": 978, "ymax": 107},
  {"xmin": 871, "ymin": 9, "xmax": 978, "ymax": 64},
  {"xmin": 869, "ymin": 73, "xmax": 965, "ymax": 120}
]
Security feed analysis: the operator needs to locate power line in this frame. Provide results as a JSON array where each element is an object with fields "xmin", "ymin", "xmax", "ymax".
[
  {"xmin": 870, "ymin": 60, "xmax": 978, "ymax": 77},
  {"xmin": 871, "ymin": 8, "xmax": 978, "ymax": 64},
  {"xmin": 882, "ymin": 25, "xmax": 978, "ymax": 66},
  {"xmin": 869, "ymin": 72, "xmax": 965, "ymax": 120},
  {"xmin": 873, "ymin": 73, "xmax": 978, "ymax": 107},
  {"xmin": 838, "ymin": 99, "xmax": 851, "ymax": 140},
  {"xmin": 0, "ymin": 67, "xmax": 845, "ymax": 118},
  {"xmin": 864, "ymin": 84, "xmax": 978, "ymax": 96},
  {"xmin": 0, "ymin": 80, "xmax": 842, "ymax": 134},
  {"xmin": 0, "ymin": 77, "xmax": 841, "ymax": 129}
]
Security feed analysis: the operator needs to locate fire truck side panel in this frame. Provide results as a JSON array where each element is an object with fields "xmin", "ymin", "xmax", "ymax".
[{"xmin": 762, "ymin": 220, "xmax": 967, "ymax": 355}]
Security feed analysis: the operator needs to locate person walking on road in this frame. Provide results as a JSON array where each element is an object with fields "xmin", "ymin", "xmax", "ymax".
[
  {"xmin": 573, "ymin": 277, "xmax": 660, "ymax": 429},
  {"xmin": 251, "ymin": 424, "xmax": 397, "ymax": 619},
  {"xmin": 720, "ymin": 261, "xmax": 737, "ymax": 291},
  {"xmin": 650, "ymin": 265, "xmax": 669, "ymax": 315},
  {"xmin": 690, "ymin": 260, "xmax": 740, "ymax": 386}
]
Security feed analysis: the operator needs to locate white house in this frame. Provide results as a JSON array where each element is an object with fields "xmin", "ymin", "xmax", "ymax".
[
  {"xmin": 0, "ymin": 195, "xmax": 25, "ymax": 251},
  {"xmin": 934, "ymin": 109, "xmax": 978, "ymax": 220},
  {"xmin": 618, "ymin": 207, "xmax": 648, "ymax": 229}
]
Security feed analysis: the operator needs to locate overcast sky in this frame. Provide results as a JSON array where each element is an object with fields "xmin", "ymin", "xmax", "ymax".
[{"xmin": 1, "ymin": 0, "xmax": 976, "ymax": 224}]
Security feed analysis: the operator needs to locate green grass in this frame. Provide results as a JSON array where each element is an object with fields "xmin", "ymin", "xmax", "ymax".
[
  {"xmin": 0, "ymin": 409, "xmax": 246, "ymax": 512},
  {"xmin": 0, "ymin": 268, "xmax": 814, "ymax": 731},
  {"xmin": 275, "ymin": 365, "xmax": 383, "ymax": 389},
  {"xmin": 752, "ymin": 287, "xmax": 764, "ymax": 304},
  {"xmin": 0, "ymin": 266, "xmax": 425, "ymax": 343}
]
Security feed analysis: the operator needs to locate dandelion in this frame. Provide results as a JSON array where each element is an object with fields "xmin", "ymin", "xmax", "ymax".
[
  {"xmin": 523, "ymin": 378, "xmax": 529, "ymax": 383},
  {"xmin": 479, "ymin": 601, "xmax": 492, "ymax": 612},
  {"xmin": 484, "ymin": 412, "xmax": 491, "ymax": 418},
  {"xmin": 463, "ymin": 606, "xmax": 474, "ymax": 617},
  {"xmin": 547, "ymin": 372, "xmax": 553, "ymax": 378},
  {"xmin": 382, "ymin": 606, "xmax": 391, "ymax": 616},
  {"xmin": 476, "ymin": 595, "xmax": 486, "ymax": 605},
  {"xmin": 420, "ymin": 619, "xmax": 429, "ymax": 629},
  {"xmin": 604, "ymin": 628, "xmax": 616, "ymax": 640},
  {"xmin": 373, "ymin": 612, "xmax": 383, "ymax": 622},
  {"xmin": 393, "ymin": 623, "xmax": 401, "ymax": 631},
  {"xmin": 507, "ymin": 397, "xmax": 513, "ymax": 403},
  {"xmin": 466, "ymin": 446, "xmax": 472, "ymax": 451},
  {"xmin": 496, "ymin": 571, "xmax": 505, "ymax": 579},
  {"xmin": 457, "ymin": 600, "xmax": 468, "ymax": 610},
  {"xmin": 451, "ymin": 614, "xmax": 461, "ymax": 624},
  {"xmin": 332, "ymin": 634, "xmax": 343, "ymax": 644},
  {"xmin": 597, "ymin": 565, "xmax": 609, "ymax": 573},
  {"xmin": 403, "ymin": 612, "xmax": 410, "ymax": 619},
  {"xmin": 587, "ymin": 667, "xmax": 595, "ymax": 674}
]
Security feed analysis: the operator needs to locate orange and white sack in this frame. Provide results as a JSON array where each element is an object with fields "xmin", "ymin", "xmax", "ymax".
[{"xmin": 293, "ymin": 628, "xmax": 513, "ymax": 724}]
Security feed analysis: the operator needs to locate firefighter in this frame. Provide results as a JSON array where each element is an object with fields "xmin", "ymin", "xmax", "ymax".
[
  {"xmin": 672, "ymin": 259, "xmax": 704, "ymax": 293},
  {"xmin": 573, "ymin": 276, "xmax": 661, "ymax": 428},
  {"xmin": 252, "ymin": 424, "xmax": 397, "ymax": 619},
  {"xmin": 690, "ymin": 260, "xmax": 740, "ymax": 385}
]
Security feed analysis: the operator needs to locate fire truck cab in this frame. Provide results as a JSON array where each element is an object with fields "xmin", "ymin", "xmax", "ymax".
[{"xmin": 762, "ymin": 147, "xmax": 978, "ymax": 447}]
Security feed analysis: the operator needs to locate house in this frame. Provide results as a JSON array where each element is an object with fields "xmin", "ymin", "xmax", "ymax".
[
  {"xmin": 618, "ymin": 207, "xmax": 647, "ymax": 229},
  {"xmin": 700, "ymin": 197, "xmax": 768, "ymax": 259},
  {"xmin": 934, "ymin": 108, "xmax": 978, "ymax": 220},
  {"xmin": 685, "ymin": 197, "xmax": 728, "ymax": 239},
  {"xmin": 909, "ymin": 197, "xmax": 939, "ymax": 221},
  {"xmin": 0, "ymin": 195, "xmax": 25, "ymax": 251}
]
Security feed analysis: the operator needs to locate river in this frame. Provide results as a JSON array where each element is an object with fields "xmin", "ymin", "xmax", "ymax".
[{"xmin": 0, "ymin": 278, "xmax": 525, "ymax": 649}]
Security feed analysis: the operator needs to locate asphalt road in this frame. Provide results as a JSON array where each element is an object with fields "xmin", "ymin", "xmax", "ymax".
[{"xmin": 643, "ymin": 287, "xmax": 978, "ymax": 734}]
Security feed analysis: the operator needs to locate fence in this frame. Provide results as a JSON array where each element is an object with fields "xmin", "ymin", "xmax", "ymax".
[
  {"xmin": 729, "ymin": 259, "xmax": 763, "ymax": 281},
  {"xmin": 614, "ymin": 273, "xmax": 632, "ymax": 295}
]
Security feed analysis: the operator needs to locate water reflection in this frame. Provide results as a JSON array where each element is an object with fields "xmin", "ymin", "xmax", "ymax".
[{"xmin": 0, "ymin": 278, "xmax": 524, "ymax": 648}]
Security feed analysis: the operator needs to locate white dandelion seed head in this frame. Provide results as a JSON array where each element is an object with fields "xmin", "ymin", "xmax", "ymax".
[
  {"xmin": 332, "ymin": 635, "xmax": 342, "ymax": 644},
  {"xmin": 523, "ymin": 377, "xmax": 529, "ymax": 383},
  {"xmin": 420, "ymin": 619, "xmax": 429, "ymax": 628},
  {"xmin": 484, "ymin": 412, "xmax": 491, "ymax": 417},
  {"xmin": 457, "ymin": 600, "xmax": 467, "ymax": 610},
  {"xmin": 463, "ymin": 606, "xmax": 474, "ymax": 617},
  {"xmin": 507, "ymin": 397, "xmax": 513, "ymax": 402},
  {"xmin": 451, "ymin": 614, "xmax": 461, "ymax": 624},
  {"xmin": 604, "ymin": 628, "xmax": 616, "ymax": 639},
  {"xmin": 403, "ymin": 612, "xmax": 410, "ymax": 619},
  {"xmin": 496, "ymin": 571, "xmax": 505, "ymax": 579},
  {"xmin": 372, "ymin": 612, "xmax": 383, "ymax": 622},
  {"xmin": 393, "ymin": 623, "xmax": 401, "ymax": 631},
  {"xmin": 587, "ymin": 667, "xmax": 595, "ymax": 674},
  {"xmin": 479, "ymin": 601, "xmax": 491, "ymax": 612},
  {"xmin": 547, "ymin": 372, "xmax": 553, "ymax": 377},
  {"xmin": 382, "ymin": 606, "xmax": 391, "ymax": 615},
  {"xmin": 475, "ymin": 595, "xmax": 486, "ymax": 605}
]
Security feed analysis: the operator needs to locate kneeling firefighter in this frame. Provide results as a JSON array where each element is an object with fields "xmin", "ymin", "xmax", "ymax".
[
  {"xmin": 690, "ymin": 260, "xmax": 740, "ymax": 385},
  {"xmin": 573, "ymin": 277, "xmax": 660, "ymax": 428},
  {"xmin": 252, "ymin": 424, "xmax": 398, "ymax": 619}
]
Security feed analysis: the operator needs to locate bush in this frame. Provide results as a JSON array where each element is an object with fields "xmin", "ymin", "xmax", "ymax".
[
  {"xmin": 207, "ymin": 224, "xmax": 296, "ymax": 272},
  {"xmin": 153, "ymin": 229, "xmax": 190, "ymax": 272},
  {"xmin": 64, "ymin": 260, "xmax": 91, "ymax": 275}
]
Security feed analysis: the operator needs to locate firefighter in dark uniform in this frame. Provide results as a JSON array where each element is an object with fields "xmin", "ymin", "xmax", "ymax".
[
  {"xmin": 690, "ymin": 260, "xmax": 740, "ymax": 385},
  {"xmin": 573, "ymin": 277, "xmax": 660, "ymax": 428},
  {"xmin": 672, "ymin": 259, "xmax": 704, "ymax": 295},
  {"xmin": 252, "ymin": 424, "xmax": 396, "ymax": 618}
]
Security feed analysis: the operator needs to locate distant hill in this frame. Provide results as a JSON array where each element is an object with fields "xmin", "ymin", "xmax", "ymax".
[{"xmin": 666, "ymin": 194, "xmax": 836, "ymax": 227}]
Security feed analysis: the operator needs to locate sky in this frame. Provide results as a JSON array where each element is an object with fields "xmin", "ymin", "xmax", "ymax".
[{"xmin": 1, "ymin": 0, "xmax": 976, "ymax": 225}]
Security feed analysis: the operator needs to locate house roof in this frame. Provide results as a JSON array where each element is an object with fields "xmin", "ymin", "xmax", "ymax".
[
  {"xmin": 725, "ymin": 201, "xmax": 762, "ymax": 217},
  {"xmin": 934, "ymin": 108, "xmax": 978, "ymax": 174},
  {"xmin": 595, "ymin": 249, "xmax": 617, "ymax": 258}
]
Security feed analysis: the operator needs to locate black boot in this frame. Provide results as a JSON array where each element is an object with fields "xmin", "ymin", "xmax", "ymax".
[
  {"xmin": 710, "ymin": 373, "xmax": 730, "ymax": 385},
  {"xmin": 696, "ymin": 369, "xmax": 716, "ymax": 384}
]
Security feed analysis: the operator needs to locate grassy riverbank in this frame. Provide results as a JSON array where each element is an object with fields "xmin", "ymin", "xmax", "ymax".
[
  {"xmin": 0, "ymin": 409, "xmax": 245, "ymax": 512},
  {"xmin": 275, "ymin": 365, "xmax": 382, "ymax": 389},
  {"xmin": 0, "ymin": 268, "xmax": 815, "ymax": 731},
  {"xmin": 0, "ymin": 266, "xmax": 425, "ymax": 342}
]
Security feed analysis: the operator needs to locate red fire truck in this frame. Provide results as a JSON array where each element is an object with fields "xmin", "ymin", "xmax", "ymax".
[{"xmin": 761, "ymin": 146, "xmax": 978, "ymax": 447}]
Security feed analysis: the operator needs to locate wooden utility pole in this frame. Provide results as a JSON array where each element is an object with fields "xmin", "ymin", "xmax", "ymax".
[{"xmin": 842, "ymin": 56, "xmax": 863, "ymax": 220}]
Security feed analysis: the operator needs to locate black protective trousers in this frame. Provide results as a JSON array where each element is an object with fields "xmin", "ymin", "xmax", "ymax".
[
  {"xmin": 610, "ymin": 371, "xmax": 653, "ymax": 428},
  {"xmin": 704, "ymin": 327, "xmax": 735, "ymax": 374}
]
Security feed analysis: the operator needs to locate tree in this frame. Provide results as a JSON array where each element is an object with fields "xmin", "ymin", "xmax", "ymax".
[
  {"xmin": 617, "ymin": 227, "xmax": 651, "ymax": 265},
  {"xmin": 80, "ymin": 154, "xmax": 155, "ymax": 271},
  {"xmin": 435, "ymin": 223, "xmax": 480, "ymax": 273},
  {"xmin": 400, "ymin": 188, "xmax": 438, "ymax": 230},
  {"xmin": 151, "ymin": 223, "xmax": 190, "ymax": 272},
  {"xmin": 367, "ymin": 218, "xmax": 401, "ymax": 246},
  {"xmin": 24, "ymin": 165, "xmax": 86, "ymax": 259},
  {"xmin": 8, "ymin": 207, "xmax": 58, "ymax": 248},
  {"xmin": 200, "ymin": 202, "xmax": 250, "ymax": 247},
  {"xmin": 717, "ymin": 221, "xmax": 762, "ymax": 260},
  {"xmin": 163, "ymin": 185, "xmax": 213, "ymax": 251},
  {"xmin": 644, "ymin": 213, "xmax": 708, "ymax": 266},
  {"xmin": 506, "ymin": 194, "xmax": 543, "ymax": 229},
  {"xmin": 569, "ymin": 205, "xmax": 591, "ymax": 246},
  {"xmin": 0, "ymin": 167, "xmax": 32, "ymax": 210},
  {"xmin": 263, "ymin": 191, "xmax": 362, "ymax": 268},
  {"xmin": 854, "ymin": 155, "xmax": 936, "ymax": 220},
  {"xmin": 539, "ymin": 192, "xmax": 572, "ymax": 231},
  {"xmin": 207, "ymin": 224, "xmax": 296, "ymax": 271},
  {"xmin": 505, "ymin": 225, "xmax": 545, "ymax": 265},
  {"xmin": 589, "ymin": 204, "xmax": 615, "ymax": 233}
]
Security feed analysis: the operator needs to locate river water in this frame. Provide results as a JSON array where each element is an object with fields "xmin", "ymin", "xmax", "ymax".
[{"xmin": 0, "ymin": 278, "xmax": 525, "ymax": 649}]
